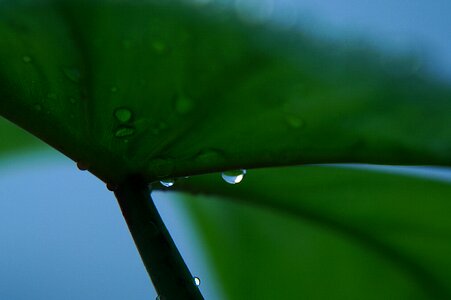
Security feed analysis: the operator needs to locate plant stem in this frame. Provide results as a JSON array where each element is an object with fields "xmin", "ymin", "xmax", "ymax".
[{"xmin": 114, "ymin": 179, "xmax": 204, "ymax": 300}]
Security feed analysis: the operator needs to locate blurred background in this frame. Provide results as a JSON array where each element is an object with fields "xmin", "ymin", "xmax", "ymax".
[{"xmin": 1, "ymin": 0, "xmax": 451, "ymax": 299}]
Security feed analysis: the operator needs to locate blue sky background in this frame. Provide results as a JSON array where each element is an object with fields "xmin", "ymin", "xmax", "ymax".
[{"xmin": 1, "ymin": 0, "xmax": 451, "ymax": 299}]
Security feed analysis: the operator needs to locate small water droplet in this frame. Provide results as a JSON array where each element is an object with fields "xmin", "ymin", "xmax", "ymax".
[
  {"xmin": 194, "ymin": 277, "xmax": 201, "ymax": 286},
  {"xmin": 160, "ymin": 178, "xmax": 175, "ymax": 187},
  {"xmin": 33, "ymin": 103, "xmax": 42, "ymax": 111},
  {"xmin": 222, "ymin": 169, "xmax": 246, "ymax": 184},
  {"xmin": 22, "ymin": 56, "xmax": 31, "ymax": 63},
  {"xmin": 153, "ymin": 41, "xmax": 167, "ymax": 54},
  {"xmin": 77, "ymin": 161, "xmax": 89, "ymax": 171},
  {"xmin": 111, "ymin": 86, "xmax": 118, "ymax": 93},
  {"xmin": 106, "ymin": 182, "xmax": 118, "ymax": 191},
  {"xmin": 115, "ymin": 126, "xmax": 135, "ymax": 138},
  {"xmin": 175, "ymin": 95, "xmax": 193, "ymax": 114},
  {"xmin": 114, "ymin": 107, "xmax": 133, "ymax": 123},
  {"xmin": 160, "ymin": 179, "xmax": 175, "ymax": 188},
  {"xmin": 63, "ymin": 67, "xmax": 81, "ymax": 83}
]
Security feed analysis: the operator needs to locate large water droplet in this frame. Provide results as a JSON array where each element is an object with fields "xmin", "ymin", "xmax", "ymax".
[
  {"xmin": 160, "ymin": 179, "xmax": 175, "ymax": 188},
  {"xmin": 63, "ymin": 67, "xmax": 81, "ymax": 83},
  {"xmin": 114, "ymin": 107, "xmax": 132, "ymax": 123},
  {"xmin": 194, "ymin": 277, "xmax": 201, "ymax": 286},
  {"xmin": 222, "ymin": 169, "xmax": 246, "ymax": 184},
  {"xmin": 22, "ymin": 56, "xmax": 32, "ymax": 63},
  {"xmin": 115, "ymin": 126, "xmax": 135, "ymax": 138},
  {"xmin": 175, "ymin": 95, "xmax": 193, "ymax": 114}
]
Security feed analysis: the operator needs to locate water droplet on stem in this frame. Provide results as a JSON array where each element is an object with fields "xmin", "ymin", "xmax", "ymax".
[
  {"xmin": 194, "ymin": 276, "xmax": 201, "ymax": 286},
  {"xmin": 160, "ymin": 179, "xmax": 175, "ymax": 188}
]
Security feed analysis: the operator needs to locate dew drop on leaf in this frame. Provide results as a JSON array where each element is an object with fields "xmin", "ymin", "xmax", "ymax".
[
  {"xmin": 160, "ymin": 178, "xmax": 175, "ymax": 188},
  {"xmin": 222, "ymin": 169, "xmax": 246, "ymax": 184},
  {"xmin": 106, "ymin": 182, "xmax": 118, "ymax": 192},
  {"xmin": 63, "ymin": 67, "xmax": 81, "ymax": 83},
  {"xmin": 194, "ymin": 276, "xmax": 201, "ymax": 286},
  {"xmin": 114, "ymin": 107, "xmax": 133, "ymax": 123},
  {"xmin": 115, "ymin": 126, "xmax": 135, "ymax": 138},
  {"xmin": 77, "ymin": 161, "xmax": 89, "ymax": 171}
]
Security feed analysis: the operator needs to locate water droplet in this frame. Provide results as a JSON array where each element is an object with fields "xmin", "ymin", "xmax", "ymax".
[
  {"xmin": 286, "ymin": 115, "xmax": 303, "ymax": 128},
  {"xmin": 160, "ymin": 179, "xmax": 175, "ymax": 188},
  {"xmin": 63, "ymin": 67, "xmax": 81, "ymax": 83},
  {"xmin": 77, "ymin": 161, "xmax": 89, "ymax": 171},
  {"xmin": 175, "ymin": 95, "xmax": 193, "ymax": 114},
  {"xmin": 33, "ymin": 103, "xmax": 42, "ymax": 111},
  {"xmin": 115, "ymin": 126, "xmax": 135, "ymax": 138},
  {"xmin": 194, "ymin": 277, "xmax": 201, "ymax": 286},
  {"xmin": 106, "ymin": 182, "xmax": 118, "ymax": 191},
  {"xmin": 153, "ymin": 41, "xmax": 167, "ymax": 54},
  {"xmin": 22, "ymin": 56, "xmax": 31, "ymax": 63},
  {"xmin": 114, "ymin": 107, "xmax": 133, "ymax": 123},
  {"xmin": 111, "ymin": 86, "xmax": 118, "ymax": 93},
  {"xmin": 222, "ymin": 169, "xmax": 246, "ymax": 184}
]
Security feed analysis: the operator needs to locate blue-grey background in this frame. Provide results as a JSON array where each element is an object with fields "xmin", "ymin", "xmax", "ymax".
[{"xmin": 1, "ymin": 0, "xmax": 451, "ymax": 299}]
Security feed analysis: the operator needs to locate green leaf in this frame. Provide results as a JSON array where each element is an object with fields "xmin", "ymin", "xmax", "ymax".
[
  {"xmin": 176, "ymin": 166, "xmax": 451, "ymax": 299},
  {"xmin": 1, "ymin": 0, "xmax": 451, "ymax": 186},
  {"xmin": 0, "ymin": 117, "xmax": 44, "ymax": 157}
]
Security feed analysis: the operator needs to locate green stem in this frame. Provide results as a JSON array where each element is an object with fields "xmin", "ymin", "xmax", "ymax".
[{"xmin": 114, "ymin": 179, "xmax": 204, "ymax": 300}]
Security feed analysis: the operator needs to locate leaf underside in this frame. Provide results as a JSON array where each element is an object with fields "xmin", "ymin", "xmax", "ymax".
[{"xmin": 1, "ymin": 0, "xmax": 451, "ymax": 185}]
